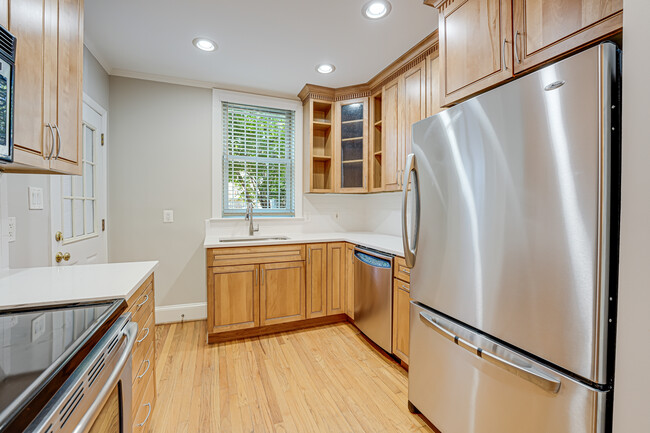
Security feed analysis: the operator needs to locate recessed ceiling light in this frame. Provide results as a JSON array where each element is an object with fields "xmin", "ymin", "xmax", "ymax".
[
  {"xmin": 192, "ymin": 37, "xmax": 217, "ymax": 52},
  {"xmin": 316, "ymin": 64, "xmax": 335, "ymax": 74},
  {"xmin": 362, "ymin": 0, "xmax": 392, "ymax": 19}
]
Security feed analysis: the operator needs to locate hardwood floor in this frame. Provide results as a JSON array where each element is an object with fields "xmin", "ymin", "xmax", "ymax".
[{"xmin": 151, "ymin": 320, "xmax": 433, "ymax": 433}]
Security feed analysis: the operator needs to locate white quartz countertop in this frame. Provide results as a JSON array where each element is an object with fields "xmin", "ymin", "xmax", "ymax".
[
  {"xmin": 0, "ymin": 261, "xmax": 159, "ymax": 310},
  {"xmin": 204, "ymin": 232, "xmax": 405, "ymax": 256}
]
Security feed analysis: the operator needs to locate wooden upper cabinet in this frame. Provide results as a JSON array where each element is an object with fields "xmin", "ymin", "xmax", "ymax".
[
  {"xmin": 6, "ymin": 0, "xmax": 83, "ymax": 174},
  {"xmin": 512, "ymin": 0, "xmax": 623, "ymax": 74},
  {"xmin": 0, "ymin": 1, "xmax": 7, "ymax": 30},
  {"xmin": 49, "ymin": 0, "xmax": 83, "ymax": 174},
  {"xmin": 436, "ymin": 0, "xmax": 513, "ymax": 105},
  {"xmin": 10, "ymin": 0, "xmax": 50, "ymax": 170},
  {"xmin": 208, "ymin": 264, "xmax": 259, "ymax": 334},
  {"xmin": 382, "ymin": 78, "xmax": 401, "ymax": 192},
  {"xmin": 335, "ymin": 97, "xmax": 368, "ymax": 193},
  {"xmin": 260, "ymin": 261, "xmax": 306, "ymax": 326},
  {"xmin": 306, "ymin": 243, "xmax": 327, "ymax": 319},
  {"xmin": 426, "ymin": 53, "xmax": 442, "ymax": 117},
  {"xmin": 327, "ymin": 243, "xmax": 346, "ymax": 316},
  {"xmin": 402, "ymin": 61, "xmax": 426, "ymax": 162}
]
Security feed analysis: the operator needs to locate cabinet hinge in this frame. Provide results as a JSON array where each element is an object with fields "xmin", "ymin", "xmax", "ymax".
[
  {"xmin": 101, "ymin": 133, "xmax": 105, "ymax": 146},
  {"xmin": 102, "ymin": 219, "xmax": 105, "ymax": 231}
]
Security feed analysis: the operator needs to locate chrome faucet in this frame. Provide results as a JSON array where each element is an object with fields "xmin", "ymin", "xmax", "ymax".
[{"xmin": 245, "ymin": 202, "xmax": 259, "ymax": 236}]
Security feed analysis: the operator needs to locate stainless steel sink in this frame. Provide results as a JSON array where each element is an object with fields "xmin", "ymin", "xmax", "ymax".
[{"xmin": 218, "ymin": 235, "xmax": 290, "ymax": 243}]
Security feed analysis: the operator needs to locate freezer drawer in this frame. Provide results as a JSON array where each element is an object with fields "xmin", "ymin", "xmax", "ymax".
[{"xmin": 408, "ymin": 302, "xmax": 608, "ymax": 433}]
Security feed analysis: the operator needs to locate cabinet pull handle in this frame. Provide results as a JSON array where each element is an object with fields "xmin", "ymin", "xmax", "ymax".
[
  {"xmin": 136, "ymin": 327, "xmax": 150, "ymax": 344},
  {"xmin": 137, "ymin": 403, "xmax": 152, "ymax": 427},
  {"xmin": 308, "ymin": 248, "xmax": 311, "ymax": 264},
  {"xmin": 53, "ymin": 124, "xmax": 62, "ymax": 160},
  {"xmin": 502, "ymin": 38, "xmax": 508, "ymax": 70},
  {"xmin": 137, "ymin": 294, "xmax": 149, "ymax": 308},
  {"xmin": 261, "ymin": 269, "xmax": 265, "ymax": 285},
  {"xmin": 514, "ymin": 31, "xmax": 521, "ymax": 64},
  {"xmin": 46, "ymin": 124, "xmax": 55, "ymax": 160},
  {"xmin": 400, "ymin": 284, "xmax": 409, "ymax": 291},
  {"xmin": 137, "ymin": 359, "xmax": 151, "ymax": 379},
  {"xmin": 255, "ymin": 267, "xmax": 258, "ymax": 283}
]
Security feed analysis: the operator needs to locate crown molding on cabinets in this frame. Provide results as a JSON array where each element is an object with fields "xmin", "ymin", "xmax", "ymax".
[{"xmin": 298, "ymin": 30, "xmax": 439, "ymax": 103}]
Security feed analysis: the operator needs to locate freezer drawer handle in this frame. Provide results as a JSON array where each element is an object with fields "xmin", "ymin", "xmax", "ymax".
[{"xmin": 419, "ymin": 312, "xmax": 561, "ymax": 394}]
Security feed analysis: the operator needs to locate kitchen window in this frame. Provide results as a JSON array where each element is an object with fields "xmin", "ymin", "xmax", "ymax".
[{"xmin": 213, "ymin": 90, "xmax": 303, "ymax": 218}]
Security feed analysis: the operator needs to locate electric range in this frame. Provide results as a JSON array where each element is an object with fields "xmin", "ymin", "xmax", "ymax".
[{"xmin": 0, "ymin": 299, "xmax": 127, "ymax": 431}]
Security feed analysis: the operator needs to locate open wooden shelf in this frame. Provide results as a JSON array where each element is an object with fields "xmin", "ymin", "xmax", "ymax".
[
  {"xmin": 313, "ymin": 120, "xmax": 332, "ymax": 131},
  {"xmin": 313, "ymin": 155, "xmax": 332, "ymax": 161}
]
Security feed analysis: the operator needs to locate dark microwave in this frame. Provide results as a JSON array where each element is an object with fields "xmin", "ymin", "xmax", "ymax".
[{"xmin": 0, "ymin": 25, "xmax": 16, "ymax": 163}]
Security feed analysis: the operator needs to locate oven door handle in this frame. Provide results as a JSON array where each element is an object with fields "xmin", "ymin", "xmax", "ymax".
[{"xmin": 73, "ymin": 321, "xmax": 138, "ymax": 433}]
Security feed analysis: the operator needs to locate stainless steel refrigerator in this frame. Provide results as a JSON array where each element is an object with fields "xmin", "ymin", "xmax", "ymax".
[{"xmin": 402, "ymin": 42, "xmax": 620, "ymax": 433}]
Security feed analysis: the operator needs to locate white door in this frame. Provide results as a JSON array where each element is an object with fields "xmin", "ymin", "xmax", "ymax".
[{"xmin": 50, "ymin": 95, "xmax": 108, "ymax": 266}]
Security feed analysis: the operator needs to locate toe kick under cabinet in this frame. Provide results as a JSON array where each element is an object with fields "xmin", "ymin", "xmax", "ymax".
[
  {"xmin": 206, "ymin": 244, "xmax": 349, "ymax": 343},
  {"xmin": 126, "ymin": 274, "xmax": 156, "ymax": 433}
]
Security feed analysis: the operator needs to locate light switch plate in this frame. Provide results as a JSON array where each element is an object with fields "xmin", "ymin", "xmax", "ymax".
[
  {"xmin": 7, "ymin": 217, "xmax": 15, "ymax": 242},
  {"xmin": 28, "ymin": 187, "xmax": 44, "ymax": 210},
  {"xmin": 163, "ymin": 210, "xmax": 174, "ymax": 223}
]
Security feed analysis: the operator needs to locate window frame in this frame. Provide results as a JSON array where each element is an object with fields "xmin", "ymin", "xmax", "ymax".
[
  {"xmin": 212, "ymin": 89, "xmax": 303, "ymax": 219},
  {"xmin": 61, "ymin": 121, "xmax": 99, "ymax": 245}
]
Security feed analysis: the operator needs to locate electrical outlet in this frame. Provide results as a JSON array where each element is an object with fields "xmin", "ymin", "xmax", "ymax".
[
  {"xmin": 163, "ymin": 210, "xmax": 174, "ymax": 223},
  {"xmin": 31, "ymin": 314, "xmax": 46, "ymax": 342},
  {"xmin": 7, "ymin": 217, "xmax": 15, "ymax": 242},
  {"xmin": 28, "ymin": 187, "xmax": 44, "ymax": 210}
]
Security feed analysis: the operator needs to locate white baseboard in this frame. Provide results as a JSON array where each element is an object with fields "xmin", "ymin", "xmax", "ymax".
[{"xmin": 155, "ymin": 302, "xmax": 207, "ymax": 324}]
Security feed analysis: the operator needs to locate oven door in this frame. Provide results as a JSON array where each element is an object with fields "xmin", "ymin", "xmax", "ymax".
[{"xmin": 27, "ymin": 315, "xmax": 137, "ymax": 433}]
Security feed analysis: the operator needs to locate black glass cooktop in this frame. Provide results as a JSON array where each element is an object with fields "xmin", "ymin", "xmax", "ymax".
[{"xmin": 0, "ymin": 299, "xmax": 126, "ymax": 431}]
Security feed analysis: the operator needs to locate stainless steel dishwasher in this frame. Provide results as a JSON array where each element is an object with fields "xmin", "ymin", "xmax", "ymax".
[{"xmin": 353, "ymin": 246, "xmax": 394, "ymax": 353}]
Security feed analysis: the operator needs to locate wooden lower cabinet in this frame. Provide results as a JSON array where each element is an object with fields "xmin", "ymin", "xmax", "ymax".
[
  {"xmin": 306, "ymin": 243, "xmax": 327, "ymax": 318},
  {"xmin": 345, "ymin": 243, "xmax": 355, "ymax": 319},
  {"xmin": 207, "ymin": 244, "xmax": 351, "ymax": 342},
  {"xmin": 125, "ymin": 273, "xmax": 156, "ymax": 432},
  {"xmin": 392, "ymin": 278, "xmax": 411, "ymax": 364},
  {"xmin": 260, "ymin": 261, "xmax": 306, "ymax": 326},
  {"xmin": 207, "ymin": 264, "xmax": 259, "ymax": 333},
  {"xmin": 327, "ymin": 243, "xmax": 346, "ymax": 315}
]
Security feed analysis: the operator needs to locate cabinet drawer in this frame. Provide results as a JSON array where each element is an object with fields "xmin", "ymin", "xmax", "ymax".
[
  {"xmin": 208, "ymin": 245, "xmax": 306, "ymax": 267},
  {"xmin": 132, "ymin": 343, "xmax": 155, "ymax": 414},
  {"xmin": 127, "ymin": 274, "xmax": 154, "ymax": 310},
  {"xmin": 394, "ymin": 278, "xmax": 410, "ymax": 293},
  {"xmin": 393, "ymin": 256, "xmax": 411, "ymax": 283},
  {"xmin": 130, "ymin": 285, "xmax": 154, "ymax": 328},
  {"xmin": 132, "ymin": 375, "xmax": 155, "ymax": 433},
  {"xmin": 132, "ymin": 312, "xmax": 154, "ymax": 383}
]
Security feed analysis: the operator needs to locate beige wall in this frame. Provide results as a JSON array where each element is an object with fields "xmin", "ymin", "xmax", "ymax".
[
  {"xmin": 612, "ymin": 2, "xmax": 650, "ymax": 431},
  {"xmin": 107, "ymin": 76, "xmax": 213, "ymax": 307},
  {"xmin": 83, "ymin": 46, "xmax": 110, "ymax": 110}
]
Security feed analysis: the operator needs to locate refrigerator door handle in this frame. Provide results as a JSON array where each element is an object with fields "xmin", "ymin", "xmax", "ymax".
[
  {"xmin": 419, "ymin": 311, "xmax": 562, "ymax": 394},
  {"xmin": 401, "ymin": 153, "xmax": 420, "ymax": 267}
]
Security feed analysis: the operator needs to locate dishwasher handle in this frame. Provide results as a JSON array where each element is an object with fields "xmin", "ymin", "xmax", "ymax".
[{"xmin": 353, "ymin": 248, "xmax": 392, "ymax": 269}]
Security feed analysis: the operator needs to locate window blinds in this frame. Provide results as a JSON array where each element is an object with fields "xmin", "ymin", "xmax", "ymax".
[{"xmin": 222, "ymin": 101, "xmax": 296, "ymax": 216}]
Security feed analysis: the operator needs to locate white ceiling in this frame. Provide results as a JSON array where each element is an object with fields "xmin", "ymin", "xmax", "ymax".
[{"xmin": 84, "ymin": 0, "xmax": 438, "ymax": 98}]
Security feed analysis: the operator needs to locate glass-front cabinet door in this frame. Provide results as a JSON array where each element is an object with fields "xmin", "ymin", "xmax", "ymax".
[{"xmin": 336, "ymin": 97, "xmax": 368, "ymax": 192}]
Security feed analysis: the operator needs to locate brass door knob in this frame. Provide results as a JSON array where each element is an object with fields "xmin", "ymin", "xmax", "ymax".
[
  {"xmin": 55, "ymin": 252, "xmax": 71, "ymax": 263},
  {"xmin": 55, "ymin": 231, "xmax": 63, "ymax": 242}
]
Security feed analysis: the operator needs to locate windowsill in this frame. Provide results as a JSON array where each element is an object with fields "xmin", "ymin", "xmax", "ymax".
[{"xmin": 208, "ymin": 217, "xmax": 305, "ymax": 222}]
